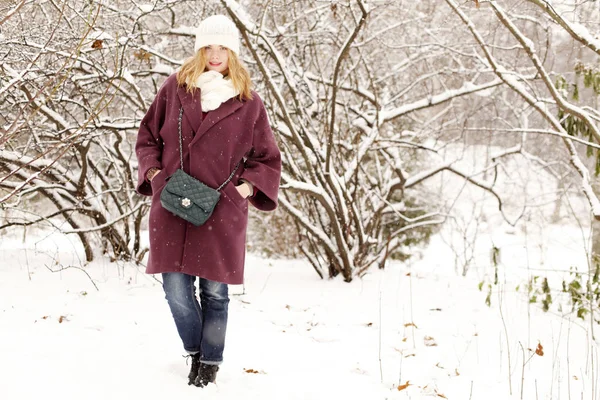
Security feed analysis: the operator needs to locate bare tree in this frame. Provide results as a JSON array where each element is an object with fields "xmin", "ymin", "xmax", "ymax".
[
  {"xmin": 2, "ymin": 0, "xmax": 599, "ymax": 282},
  {"xmin": 220, "ymin": 0, "xmax": 523, "ymax": 280},
  {"xmin": 0, "ymin": 1, "xmax": 197, "ymax": 261}
]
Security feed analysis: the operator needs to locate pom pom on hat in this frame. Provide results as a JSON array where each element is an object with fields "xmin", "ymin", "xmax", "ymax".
[{"xmin": 194, "ymin": 15, "xmax": 240, "ymax": 54}]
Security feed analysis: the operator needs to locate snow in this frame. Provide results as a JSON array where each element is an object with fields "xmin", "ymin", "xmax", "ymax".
[
  {"xmin": 380, "ymin": 78, "xmax": 503, "ymax": 123},
  {"xmin": 152, "ymin": 63, "xmax": 175, "ymax": 76},
  {"xmin": 0, "ymin": 141, "xmax": 597, "ymax": 400},
  {"xmin": 121, "ymin": 68, "xmax": 136, "ymax": 87},
  {"xmin": 522, "ymin": 37, "xmax": 536, "ymax": 52},
  {"xmin": 89, "ymin": 30, "xmax": 115, "ymax": 42},
  {"xmin": 136, "ymin": 3, "xmax": 154, "ymax": 13},
  {"xmin": 5, "ymin": 2, "xmax": 24, "ymax": 21},
  {"xmin": 0, "ymin": 209, "xmax": 596, "ymax": 400},
  {"xmin": 118, "ymin": 36, "xmax": 131, "ymax": 46},
  {"xmin": 568, "ymin": 21, "xmax": 600, "ymax": 51},
  {"xmin": 169, "ymin": 26, "xmax": 196, "ymax": 36},
  {"xmin": 4, "ymin": 0, "xmax": 600, "ymax": 397}
]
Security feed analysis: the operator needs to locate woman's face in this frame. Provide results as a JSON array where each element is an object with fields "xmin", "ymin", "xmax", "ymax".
[{"xmin": 204, "ymin": 44, "xmax": 229, "ymax": 74}]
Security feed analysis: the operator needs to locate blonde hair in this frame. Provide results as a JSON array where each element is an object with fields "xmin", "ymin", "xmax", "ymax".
[{"xmin": 177, "ymin": 48, "xmax": 253, "ymax": 101}]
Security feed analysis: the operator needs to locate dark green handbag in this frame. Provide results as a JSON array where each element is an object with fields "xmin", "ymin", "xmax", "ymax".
[{"xmin": 160, "ymin": 107, "xmax": 240, "ymax": 226}]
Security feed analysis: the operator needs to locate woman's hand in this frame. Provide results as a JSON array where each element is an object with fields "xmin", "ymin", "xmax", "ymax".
[
  {"xmin": 147, "ymin": 168, "xmax": 161, "ymax": 182},
  {"xmin": 235, "ymin": 181, "xmax": 253, "ymax": 199}
]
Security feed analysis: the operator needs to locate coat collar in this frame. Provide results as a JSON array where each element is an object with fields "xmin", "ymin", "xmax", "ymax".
[
  {"xmin": 176, "ymin": 84, "xmax": 202, "ymax": 134},
  {"xmin": 176, "ymin": 84, "xmax": 244, "ymax": 146}
]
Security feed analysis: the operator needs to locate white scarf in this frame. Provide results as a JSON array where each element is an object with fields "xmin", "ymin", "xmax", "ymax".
[{"xmin": 194, "ymin": 70, "xmax": 239, "ymax": 112}]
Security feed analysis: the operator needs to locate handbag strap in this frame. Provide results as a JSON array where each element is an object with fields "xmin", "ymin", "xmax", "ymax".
[{"xmin": 178, "ymin": 107, "xmax": 241, "ymax": 192}]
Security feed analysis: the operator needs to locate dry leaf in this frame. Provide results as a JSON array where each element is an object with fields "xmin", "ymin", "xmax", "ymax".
[
  {"xmin": 397, "ymin": 381, "xmax": 410, "ymax": 391},
  {"xmin": 436, "ymin": 392, "xmax": 448, "ymax": 399},
  {"xmin": 535, "ymin": 343, "xmax": 544, "ymax": 356},
  {"xmin": 366, "ymin": 322, "xmax": 373, "ymax": 327},
  {"xmin": 402, "ymin": 337, "xmax": 408, "ymax": 342},
  {"xmin": 430, "ymin": 308, "xmax": 442, "ymax": 312},
  {"xmin": 285, "ymin": 305, "xmax": 291, "ymax": 310},
  {"xmin": 42, "ymin": 316, "xmax": 49, "ymax": 320},
  {"xmin": 58, "ymin": 315, "xmax": 68, "ymax": 323},
  {"xmin": 91, "ymin": 39, "xmax": 103, "ymax": 49},
  {"xmin": 405, "ymin": 272, "xmax": 411, "ymax": 276},
  {"xmin": 455, "ymin": 368, "xmax": 460, "ymax": 376},
  {"xmin": 474, "ymin": 0, "xmax": 480, "ymax": 8},
  {"xmin": 573, "ymin": 375, "xmax": 579, "ymax": 380},
  {"xmin": 134, "ymin": 49, "xmax": 151, "ymax": 61},
  {"xmin": 244, "ymin": 368, "xmax": 266, "ymax": 374},
  {"xmin": 424, "ymin": 335, "xmax": 437, "ymax": 346},
  {"xmin": 404, "ymin": 322, "xmax": 418, "ymax": 328}
]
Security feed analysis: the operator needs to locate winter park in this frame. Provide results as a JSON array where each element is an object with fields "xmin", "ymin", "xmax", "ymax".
[{"xmin": 3, "ymin": 0, "xmax": 600, "ymax": 399}]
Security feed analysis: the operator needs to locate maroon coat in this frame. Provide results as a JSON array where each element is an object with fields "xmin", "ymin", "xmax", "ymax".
[{"xmin": 135, "ymin": 74, "xmax": 281, "ymax": 284}]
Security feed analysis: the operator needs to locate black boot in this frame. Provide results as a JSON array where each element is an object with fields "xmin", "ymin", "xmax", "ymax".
[
  {"xmin": 194, "ymin": 363, "xmax": 219, "ymax": 387},
  {"xmin": 187, "ymin": 353, "xmax": 202, "ymax": 385}
]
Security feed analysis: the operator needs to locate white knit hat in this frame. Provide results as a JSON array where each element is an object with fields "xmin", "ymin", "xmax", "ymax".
[{"xmin": 194, "ymin": 15, "xmax": 240, "ymax": 54}]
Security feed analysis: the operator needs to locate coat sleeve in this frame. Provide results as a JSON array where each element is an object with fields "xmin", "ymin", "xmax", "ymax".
[
  {"xmin": 135, "ymin": 81, "xmax": 168, "ymax": 196},
  {"xmin": 239, "ymin": 95, "xmax": 281, "ymax": 211}
]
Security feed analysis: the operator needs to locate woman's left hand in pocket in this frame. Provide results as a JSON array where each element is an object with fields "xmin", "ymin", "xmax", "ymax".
[{"xmin": 235, "ymin": 182, "xmax": 252, "ymax": 199}]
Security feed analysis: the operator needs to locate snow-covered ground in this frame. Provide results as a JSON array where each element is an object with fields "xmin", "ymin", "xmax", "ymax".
[{"xmin": 1, "ymin": 223, "xmax": 597, "ymax": 400}]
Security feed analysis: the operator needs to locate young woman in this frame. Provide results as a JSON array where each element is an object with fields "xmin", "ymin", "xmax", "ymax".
[{"xmin": 135, "ymin": 15, "xmax": 281, "ymax": 387}]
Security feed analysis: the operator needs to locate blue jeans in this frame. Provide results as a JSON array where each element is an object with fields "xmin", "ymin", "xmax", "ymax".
[{"xmin": 162, "ymin": 273, "xmax": 229, "ymax": 365}]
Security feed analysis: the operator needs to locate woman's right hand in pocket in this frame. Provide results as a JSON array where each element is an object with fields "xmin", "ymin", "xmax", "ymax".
[{"xmin": 148, "ymin": 168, "xmax": 161, "ymax": 182}]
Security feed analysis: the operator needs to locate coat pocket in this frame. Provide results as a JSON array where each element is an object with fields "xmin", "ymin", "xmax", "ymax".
[
  {"xmin": 150, "ymin": 169, "xmax": 167, "ymax": 195},
  {"xmin": 222, "ymin": 181, "xmax": 248, "ymax": 211}
]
